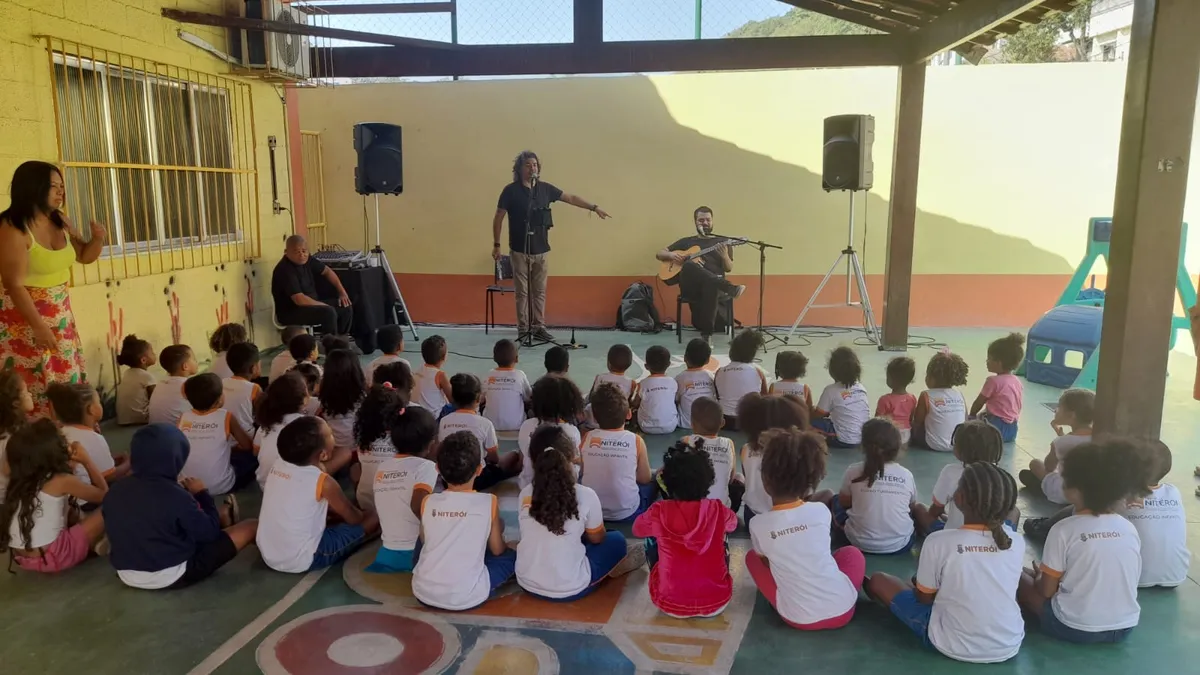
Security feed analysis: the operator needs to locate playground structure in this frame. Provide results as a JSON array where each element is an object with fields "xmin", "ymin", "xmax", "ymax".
[{"xmin": 1023, "ymin": 218, "xmax": 1195, "ymax": 390}]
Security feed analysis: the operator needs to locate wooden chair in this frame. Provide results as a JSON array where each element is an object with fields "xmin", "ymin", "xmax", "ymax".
[{"xmin": 485, "ymin": 255, "xmax": 515, "ymax": 334}]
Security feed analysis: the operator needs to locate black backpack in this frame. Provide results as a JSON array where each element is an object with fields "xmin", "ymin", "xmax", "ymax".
[{"xmin": 616, "ymin": 281, "xmax": 662, "ymax": 333}]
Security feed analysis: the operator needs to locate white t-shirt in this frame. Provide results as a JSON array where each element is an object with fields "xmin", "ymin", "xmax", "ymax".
[
  {"xmin": 930, "ymin": 463, "xmax": 966, "ymax": 530},
  {"xmin": 1051, "ymin": 432, "xmax": 1091, "ymax": 464},
  {"xmin": 741, "ymin": 444, "xmax": 770, "ymax": 516},
  {"xmin": 62, "ymin": 426, "xmax": 114, "ymax": 504},
  {"xmin": 148, "ymin": 375, "xmax": 190, "ymax": 426},
  {"xmin": 749, "ymin": 501, "xmax": 857, "ymax": 625},
  {"xmin": 674, "ymin": 368, "xmax": 715, "ymax": 429},
  {"xmin": 1115, "ymin": 484, "xmax": 1190, "ymax": 587},
  {"xmin": 516, "ymin": 483, "xmax": 606, "ymax": 598},
  {"xmin": 438, "ymin": 410, "xmax": 499, "ymax": 465},
  {"xmin": 321, "ymin": 408, "xmax": 358, "ymax": 450},
  {"xmin": 118, "ymin": 564, "xmax": 187, "ymax": 590},
  {"xmin": 591, "ymin": 371, "xmax": 636, "ymax": 400},
  {"xmin": 482, "ymin": 367, "xmax": 532, "ymax": 432},
  {"xmin": 517, "ymin": 418, "xmax": 582, "ymax": 490},
  {"xmin": 637, "ymin": 375, "xmax": 678, "ymax": 433},
  {"xmin": 916, "ymin": 525, "xmax": 1026, "ymax": 663},
  {"xmin": 839, "ymin": 461, "xmax": 918, "ymax": 553},
  {"xmin": 1041, "ymin": 513, "xmax": 1141, "ymax": 632},
  {"xmin": 179, "ymin": 409, "xmax": 236, "ymax": 495},
  {"xmin": 356, "ymin": 437, "xmax": 397, "ymax": 511},
  {"xmin": 302, "ymin": 398, "xmax": 321, "ymax": 417},
  {"xmin": 769, "ymin": 379, "xmax": 811, "ymax": 406},
  {"xmin": 209, "ymin": 351, "xmax": 233, "ymax": 380},
  {"xmin": 414, "ymin": 365, "xmax": 449, "ymax": 413},
  {"xmin": 268, "ymin": 352, "xmax": 296, "ymax": 383},
  {"xmin": 374, "ymin": 454, "xmax": 437, "ymax": 551},
  {"xmin": 684, "ymin": 435, "xmax": 736, "ymax": 508},
  {"xmin": 365, "ymin": 354, "xmax": 410, "ymax": 386},
  {"xmin": 579, "ymin": 428, "xmax": 647, "ymax": 521},
  {"xmin": 222, "ymin": 377, "xmax": 261, "ymax": 435},
  {"xmin": 715, "ymin": 362, "xmax": 766, "ymax": 417},
  {"xmin": 816, "ymin": 382, "xmax": 870, "ymax": 445},
  {"xmin": 254, "ymin": 412, "xmax": 304, "ymax": 489},
  {"xmin": 921, "ymin": 388, "xmax": 966, "ymax": 452},
  {"xmin": 116, "ymin": 368, "xmax": 156, "ymax": 425},
  {"xmin": 412, "ymin": 490, "xmax": 498, "ymax": 610},
  {"xmin": 257, "ymin": 461, "xmax": 330, "ymax": 573}
]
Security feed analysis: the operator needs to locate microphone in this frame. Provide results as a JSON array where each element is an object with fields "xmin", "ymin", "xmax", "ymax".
[{"xmin": 530, "ymin": 170, "xmax": 539, "ymax": 187}]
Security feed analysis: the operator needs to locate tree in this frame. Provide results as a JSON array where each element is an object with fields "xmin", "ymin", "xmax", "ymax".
[
  {"xmin": 724, "ymin": 7, "xmax": 876, "ymax": 38},
  {"xmin": 996, "ymin": 0, "xmax": 1096, "ymax": 63}
]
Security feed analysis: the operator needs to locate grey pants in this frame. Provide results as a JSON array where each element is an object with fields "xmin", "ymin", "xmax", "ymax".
[{"xmin": 511, "ymin": 251, "xmax": 548, "ymax": 332}]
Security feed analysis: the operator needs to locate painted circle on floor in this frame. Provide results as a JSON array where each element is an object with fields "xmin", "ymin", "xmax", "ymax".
[{"xmin": 257, "ymin": 605, "xmax": 460, "ymax": 675}]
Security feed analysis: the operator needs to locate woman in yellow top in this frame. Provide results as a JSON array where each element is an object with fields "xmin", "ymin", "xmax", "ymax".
[{"xmin": 0, "ymin": 161, "xmax": 105, "ymax": 416}]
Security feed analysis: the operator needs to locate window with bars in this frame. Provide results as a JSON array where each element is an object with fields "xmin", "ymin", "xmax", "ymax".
[{"xmin": 46, "ymin": 39, "xmax": 260, "ymax": 283}]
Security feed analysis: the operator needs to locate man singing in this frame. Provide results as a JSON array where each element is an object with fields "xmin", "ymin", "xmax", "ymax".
[
  {"xmin": 656, "ymin": 206, "xmax": 746, "ymax": 341},
  {"xmin": 492, "ymin": 150, "xmax": 609, "ymax": 342}
]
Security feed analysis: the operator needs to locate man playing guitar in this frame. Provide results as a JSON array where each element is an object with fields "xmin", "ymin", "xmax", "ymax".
[{"xmin": 656, "ymin": 206, "xmax": 746, "ymax": 341}]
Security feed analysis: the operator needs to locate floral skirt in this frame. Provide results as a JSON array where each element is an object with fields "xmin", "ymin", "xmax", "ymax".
[{"xmin": 0, "ymin": 283, "xmax": 87, "ymax": 417}]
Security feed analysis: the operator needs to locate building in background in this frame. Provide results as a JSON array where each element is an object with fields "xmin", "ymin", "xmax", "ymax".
[{"xmin": 1088, "ymin": 0, "xmax": 1134, "ymax": 62}]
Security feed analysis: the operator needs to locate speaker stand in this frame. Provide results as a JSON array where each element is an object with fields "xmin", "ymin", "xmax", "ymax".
[
  {"xmin": 370, "ymin": 195, "xmax": 420, "ymax": 341},
  {"xmin": 785, "ymin": 191, "xmax": 880, "ymax": 345}
]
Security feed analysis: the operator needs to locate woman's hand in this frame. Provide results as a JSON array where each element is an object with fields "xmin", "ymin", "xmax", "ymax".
[
  {"xmin": 88, "ymin": 221, "xmax": 107, "ymax": 243},
  {"xmin": 32, "ymin": 321, "xmax": 57, "ymax": 350}
]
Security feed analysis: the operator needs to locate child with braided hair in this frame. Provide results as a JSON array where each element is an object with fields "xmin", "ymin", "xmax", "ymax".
[
  {"xmin": 867, "ymin": 462, "xmax": 1025, "ymax": 663},
  {"xmin": 914, "ymin": 420, "xmax": 1018, "ymax": 534},
  {"xmin": 746, "ymin": 428, "xmax": 864, "ymax": 631},
  {"xmin": 911, "ymin": 351, "xmax": 969, "ymax": 452}
]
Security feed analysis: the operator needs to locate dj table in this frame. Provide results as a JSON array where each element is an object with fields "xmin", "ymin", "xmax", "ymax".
[{"xmin": 318, "ymin": 266, "xmax": 399, "ymax": 354}]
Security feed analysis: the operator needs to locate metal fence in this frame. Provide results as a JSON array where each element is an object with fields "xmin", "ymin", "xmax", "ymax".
[{"xmin": 300, "ymin": 131, "xmax": 328, "ymax": 249}]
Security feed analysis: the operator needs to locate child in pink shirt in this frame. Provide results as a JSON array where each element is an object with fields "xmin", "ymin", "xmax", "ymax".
[
  {"xmin": 970, "ymin": 333, "xmax": 1025, "ymax": 442},
  {"xmin": 875, "ymin": 356, "xmax": 917, "ymax": 444}
]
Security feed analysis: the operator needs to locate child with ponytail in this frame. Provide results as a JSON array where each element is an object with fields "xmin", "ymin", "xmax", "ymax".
[
  {"xmin": 367, "ymin": 405, "xmax": 438, "ymax": 573},
  {"xmin": 833, "ymin": 418, "xmax": 918, "ymax": 554},
  {"xmin": 867, "ymin": 462, "xmax": 1025, "ymax": 663},
  {"xmin": 115, "ymin": 334, "xmax": 156, "ymax": 426},
  {"xmin": 354, "ymin": 373, "xmax": 411, "ymax": 511},
  {"xmin": 516, "ymin": 425, "xmax": 642, "ymax": 601}
]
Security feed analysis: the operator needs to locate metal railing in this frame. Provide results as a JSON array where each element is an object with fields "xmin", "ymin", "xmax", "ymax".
[{"xmin": 299, "ymin": 130, "xmax": 327, "ymax": 249}]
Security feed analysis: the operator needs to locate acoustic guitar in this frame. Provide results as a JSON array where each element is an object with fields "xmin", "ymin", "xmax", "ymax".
[{"xmin": 658, "ymin": 238, "xmax": 748, "ymax": 282}]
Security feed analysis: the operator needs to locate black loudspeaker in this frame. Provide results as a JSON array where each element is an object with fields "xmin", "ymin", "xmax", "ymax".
[
  {"xmin": 822, "ymin": 114, "xmax": 874, "ymax": 192},
  {"xmin": 354, "ymin": 123, "xmax": 403, "ymax": 195}
]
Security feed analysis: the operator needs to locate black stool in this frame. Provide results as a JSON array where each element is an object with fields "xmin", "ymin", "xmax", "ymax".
[
  {"xmin": 676, "ymin": 293, "xmax": 734, "ymax": 344},
  {"xmin": 485, "ymin": 255, "xmax": 515, "ymax": 334}
]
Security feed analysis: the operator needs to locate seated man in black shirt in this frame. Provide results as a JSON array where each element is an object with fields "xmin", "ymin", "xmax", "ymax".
[
  {"xmin": 656, "ymin": 206, "xmax": 745, "ymax": 340},
  {"xmin": 271, "ymin": 235, "xmax": 353, "ymax": 337}
]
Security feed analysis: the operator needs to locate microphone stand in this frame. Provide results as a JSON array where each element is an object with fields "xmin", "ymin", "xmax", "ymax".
[
  {"xmin": 710, "ymin": 231, "xmax": 785, "ymax": 346},
  {"xmin": 517, "ymin": 176, "xmax": 555, "ymax": 349}
]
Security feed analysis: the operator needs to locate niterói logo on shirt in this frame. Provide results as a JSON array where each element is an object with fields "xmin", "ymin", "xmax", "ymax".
[
  {"xmin": 769, "ymin": 524, "xmax": 808, "ymax": 540},
  {"xmin": 955, "ymin": 542, "xmax": 998, "ymax": 554},
  {"xmin": 431, "ymin": 509, "xmax": 469, "ymax": 518},
  {"xmin": 1080, "ymin": 531, "xmax": 1124, "ymax": 542}
]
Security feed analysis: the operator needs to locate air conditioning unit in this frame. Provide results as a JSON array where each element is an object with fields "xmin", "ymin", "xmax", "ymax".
[{"xmin": 230, "ymin": 0, "xmax": 312, "ymax": 80}]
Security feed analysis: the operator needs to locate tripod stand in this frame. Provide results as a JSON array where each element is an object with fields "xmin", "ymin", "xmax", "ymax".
[
  {"xmin": 516, "ymin": 179, "xmax": 555, "ymax": 349},
  {"xmin": 368, "ymin": 195, "xmax": 419, "ymax": 340},
  {"xmin": 785, "ymin": 191, "xmax": 880, "ymax": 344}
]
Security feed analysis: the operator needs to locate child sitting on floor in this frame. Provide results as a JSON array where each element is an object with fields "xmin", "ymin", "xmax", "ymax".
[
  {"xmin": 294, "ymin": 363, "xmax": 322, "ymax": 416},
  {"xmin": 868, "ymin": 462, "xmax": 1025, "ymax": 663},
  {"xmin": 677, "ymin": 396, "xmax": 744, "ymax": 512},
  {"xmin": 412, "ymin": 431, "xmax": 517, "ymax": 611},
  {"xmin": 875, "ymin": 356, "xmax": 916, "ymax": 444},
  {"xmin": 0, "ymin": 419, "xmax": 108, "ymax": 573},
  {"xmin": 912, "ymin": 351, "xmax": 969, "ymax": 452},
  {"xmin": 1017, "ymin": 438, "xmax": 1144, "ymax": 644},
  {"xmin": 591, "ymin": 344, "xmax": 639, "ymax": 404},
  {"xmin": 517, "ymin": 425, "xmax": 642, "ymax": 601},
  {"xmin": 179, "ymin": 373, "xmax": 256, "ymax": 497},
  {"xmin": 543, "ymin": 346, "xmax": 570, "ymax": 378},
  {"xmin": 675, "ymin": 338, "xmax": 715, "ymax": 430},
  {"xmin": 580, "ymin": 383, "xmax": 654, "ymax": 523},
  {"xmin": 638, "ymin": 346, "xmax": 678, "ymax": 434},
  {"xmin": 316, "ymin": 349, "xmax": 365, "ymax": 476},
  {"xmin": 439, "ymin": 374, "xmax": 519, "ymax": 491},
  {"xmin": 812, "ymin": 347, "xmax": 870, "ymax": 448},
  {"xmin": 634, "ymin": 441, "xmax": 738, "ymax": 618},
  {"xmin": 48, "ymin": 383, "xmax": 129, "ymax": 489},
  {"xmin": 148, "ymin": 345, "xmax": 198, "ymax": 426},
  {"xmin": 914, "ymin": 420, "xmax": 1012, "ymax": 535},
  {"xmin": 481, "ymin": 339, "xmax": 532, "ymax": 432},
  {"xmin": 365, "ymin": 324, "xmax": 410, "ymax": 385},
  {"xmin": 970, "ymin": 332, "xmax": 1025, "ymax": 442},
  {"xmin": 222, "ymin": 342, "xmax": 263, "ymax": 434},
  {"xmin": 834, "ymin": 418, "xmax": 918, "ymax": 554},
  {"xmin": 747, "ymin": 428, "xmax": 864, "ymax": 631},
  {"xmin": 354, "ymin": 382, "xmax": 408, "ymax": 511},
  {"xmin": 104, "ymin": 424, "xmax": 258, "ymax": 590},
  {"xmin": 414, "ymin": 335, "xmax": 453, "ymax": 414},
  {"xmin": 367, "ymin": 406, "xmax": 438, "ymax": 573},
  {"xmin": 518, "ymin": 374, "xmax": 584, "ymax": 490},
  {"xmin": 0, "ymin": 371, "xmax": 34, "ymax": 502},
  {"xmin": 289, "ymin": 333, "xmax": 320, "ymax": 373},
  {"xmin": 769, "ymin": 350, "xmax": 813, "ymax": 409},
  {"xmin": 737, "ymin": 393, "xmax": 816, "ymax": 526},
  {"xmin": 1116, "ymin": 440, "xmax": 1191, "ymax": 588},
  {"xmin": 258, "ymin": 416, "xmax": 379, "ymax": 573},
  {"xmin": 208, "ymin": 323, "xmax": 248, "ymax": 379},
  {"xmin": 715, "ymin": 330, "xmax": 768, "ymax": 429},
  {"xmin": 115, "ymin": 334, "xmax": 156, "ymax": 426},
  {"xmin": 252, "ymin": 372, "xmax": 311, "ymax": 489},
  {"xmin": 269, "ymin": 326, "xmax": 307, "ymax": 383},
  {"xmin": 1019, "ymin": 388, "xmax": 1093, "ymax": 504}
]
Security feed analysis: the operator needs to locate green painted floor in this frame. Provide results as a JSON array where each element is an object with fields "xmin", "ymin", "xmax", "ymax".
[{"xmin": 2, "ymin": 325, "xmax": 1197, "ymax": 674}]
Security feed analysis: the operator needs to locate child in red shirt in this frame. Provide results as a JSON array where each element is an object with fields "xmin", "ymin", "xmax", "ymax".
[{"xmin": 633, "ymin": 440, "xmax": 738, "ymax": 618}]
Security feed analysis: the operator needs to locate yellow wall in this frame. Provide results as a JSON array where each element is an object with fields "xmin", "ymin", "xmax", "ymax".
[
  {"xmin": 0, "ymin": 0, "xmax": 295, "ymax": 394},
  {"xmin": 299, "ymin": 64, "xmax": 1200, "ymax": 280}
]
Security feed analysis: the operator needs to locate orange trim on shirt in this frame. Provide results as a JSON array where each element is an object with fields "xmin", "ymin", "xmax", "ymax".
[
  {"xmin": 491, "ymin": 494, "xmax": 499, "ymax": 520},
  {"xmin": 520, "ymin": 496, "xmax": 532, "ymax": 508},
  {"xmin": 251, "ymin": 384, "xmax": 262, "ymax": 400},
  {"xmin": 413, "ymin": 482, "xmax": 432, "ymax": 493},
  {"xmin": 770, "ymin": 500, "xmax": 806, "ymax": 511},
  {"xmin": 420, "ymin": 493, "xmax": 432, "ymax": 517},
  {"xmin": 635, "ymin": 435, "xmax": 647, "ymax": 460},
  {"xmin": 585, "ymin": 524, "xmax": 605, "ymax": 535},
  {"xmin": 314, "ymin": 472, "xmax": 326, "ymax": 501},
  {"xmin": 495, "ymin": 367, "xmax": 515, "ymax": 371},
  {"xmin": 1039, "ymin": 563, "xmax": 1063, "ymax": 579},
  {"xmin": 960, "ymin": 524, "xmax": 989, "ymax": 531},
  {"xmin": 224, "ymin": 412, "xmax": 233, "ymax": 438},
  {"xmin": 915, "ymin": 582, "xmax": 938, "ymax": 595},
  {"xmin": 1148, "ymin": 484, "xmax": 1161, "ymax": 490}
]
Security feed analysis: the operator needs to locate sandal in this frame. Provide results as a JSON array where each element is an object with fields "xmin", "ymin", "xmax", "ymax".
[{"xmin": 223, "ymin": 494, "xmax": 241, "ymax": 525}]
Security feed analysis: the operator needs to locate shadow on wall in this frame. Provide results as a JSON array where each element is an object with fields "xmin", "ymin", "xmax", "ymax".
[{"xmin": 303, "ymin": 74, "xmax": 1074, "ymax": 328}]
